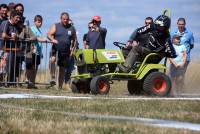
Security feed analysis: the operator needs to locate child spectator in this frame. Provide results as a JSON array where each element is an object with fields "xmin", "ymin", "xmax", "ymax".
[
  {"xmin": 27, "ymin": 15, "xmax": 47, "ymax": 88},
  {"xmin": 169, "ymin": 35, "xmax": 187, "ymax": 96}
]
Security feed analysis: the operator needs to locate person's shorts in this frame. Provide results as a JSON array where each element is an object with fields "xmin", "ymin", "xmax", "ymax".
[
  {"xmin": 50, "ymin": 45, "xmax": 57, "ymax": 57},
  {"xmin": 169, "ymin": 64, "xmax": 185, "ymax": 78},
  {"xmin": 57, "ymin": 51, "xmax": 70, "ymax": 67},
  {"xmin": 26, "ymin": 54, "xmax": 41, "ymax": 69}
]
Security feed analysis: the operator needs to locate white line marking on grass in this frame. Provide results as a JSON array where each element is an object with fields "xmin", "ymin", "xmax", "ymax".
[
  {"xmin": 0, "ymin": 93, "xmax": 93, "ymax": 99},
  {"xmin": 0, "ymin": 93, "xmax": 200, "ymax": 101},
  {"xmin": 0, "ymin": 103, "xmax": 200, "ymax": 131}
]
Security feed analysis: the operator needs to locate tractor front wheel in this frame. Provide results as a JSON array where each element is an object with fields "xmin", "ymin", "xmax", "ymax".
[
  {"xmin": 90, "ymin": 76, "xmax": 110, "ymax": 95},
  {"xmin": 71, "ymin": 79, "xmax": 91, "ymax": 94}
]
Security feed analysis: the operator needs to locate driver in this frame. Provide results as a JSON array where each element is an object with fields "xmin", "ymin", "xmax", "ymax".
[{"xmin": 118, "ymin": 15, "xmax": 176, "ymax": 72}]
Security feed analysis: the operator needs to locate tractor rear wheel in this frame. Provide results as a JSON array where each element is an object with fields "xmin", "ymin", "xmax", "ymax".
[
  {"xmin": 90, "ymin": 76, "xmax": 110, "ymax": 95},
  {"xmin": 143, "ymin": 72, "xmax": 171, "ymax": 96}
]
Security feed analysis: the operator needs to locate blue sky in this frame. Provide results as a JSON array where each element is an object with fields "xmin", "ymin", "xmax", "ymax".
[{"xmin": 1, "ymin": 0, "xmax": 200, "ymax": 58}]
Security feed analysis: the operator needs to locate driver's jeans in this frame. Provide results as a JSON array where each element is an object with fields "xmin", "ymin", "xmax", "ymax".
[{"xmin": 124, "ymin": 45, "xmax": 151, "ymax": 68}]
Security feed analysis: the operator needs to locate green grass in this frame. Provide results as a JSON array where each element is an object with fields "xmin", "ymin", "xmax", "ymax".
[
  {"xmin": 1, "ymin": 99, "xmax": 199, "ymax": 123},
  {"xmin": 1, "ymin": 108, "xmax": 197, "ymax": 134},
  {"xmin": 0, "ymin": 98, "xmax": 199, "ymax": 134}
]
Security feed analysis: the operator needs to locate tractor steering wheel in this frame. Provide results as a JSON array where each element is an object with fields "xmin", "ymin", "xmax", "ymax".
[{"xmin": 113, "ymin": 42, "xmax": 126, "ymax": 49}]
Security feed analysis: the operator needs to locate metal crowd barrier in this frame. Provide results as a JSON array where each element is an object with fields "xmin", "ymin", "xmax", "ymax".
[{"xmin": 0, "ymin": 38, "xmax": 57, "ymax": 88}]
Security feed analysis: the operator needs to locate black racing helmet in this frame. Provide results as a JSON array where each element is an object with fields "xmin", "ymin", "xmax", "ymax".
[{"xmin": 154, "ymin": 15, "xmax": 171, "ymax": 31}]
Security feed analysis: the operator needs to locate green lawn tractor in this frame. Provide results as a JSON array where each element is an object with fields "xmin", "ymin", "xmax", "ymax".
[{"xmin": 71, "ymin": 42, "xmax": 171, "ymax": 96}]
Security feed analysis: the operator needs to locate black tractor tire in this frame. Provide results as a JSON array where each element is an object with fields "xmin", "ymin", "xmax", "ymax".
[
  {"xmin": 143, "ymin": 72, "xmax": 171, "ymax": 96},
  {"xmin": 71, "ymin": 79, "xmax": 91, "ymax": 94},
  {"xmin": 127, "ymin": 80, "xmax": 143, "ymax": 95},
  {"xmin": 71, "ymin": 80, "xmax": 80, "ymax": 93},
  {"xmin": 90, "ymin": 76, "xmax": 110, "ymax": 95}
]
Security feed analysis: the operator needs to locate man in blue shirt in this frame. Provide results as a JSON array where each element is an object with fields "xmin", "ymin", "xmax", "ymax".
[
  {"xmin": 85, "ymin": 16, "xmax": 107, "ymax": 49},
  {"xmin": 171, "ymin": 18, "xmax": 194, "ymax": 86}
]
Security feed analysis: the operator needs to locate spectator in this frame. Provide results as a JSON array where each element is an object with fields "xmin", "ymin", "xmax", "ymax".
[
  {"xmin": 83, "ymin": 21, "xmax": 93, "ymax": 49},
  {"xmin": 14, "ymin": 3, "xmax": 25, "ymax": 33},
  {"xmin": 0, "ymin": 4, "xmax": 9, "ymax": 25},
  {"xmin": 85, "ymin": 16, "xmax": 107, "ymax": 49},
  {"xmin": 0, "ymin": 3, "xmax": 8, "ymax": 83},
  {"xmin": 18, "ymin": 20, "xmax": 37, "ymax": 88},
  {"xmin": 64, "ymin": 19, "xmax": 78, "ymax": 90},
  {"xmin": 128, "ymin": 17, "xmax": 153, "ymax": 47},
  {"xmin": 0, "ymin": 52, "xmax": 7, "ymax": 84},
  {"xmin": 169, "ymin": 35, "xmax": 187, "ymax": 96},
  {"xmin": 118, "ymin": 15, "xmax": 176, "ymax": 73},
  {"xmin": 49, "ymin": 44, "xmax": 56, "ymax": 85},
  {"xmin": 123, "ymin": 17, "xmax": 154, "ymax": 57},
  {"xmin": 144, "ymin": 17, "xmax": 153, "ymax": 26},
  {"xmin": 171, "ymin": 18, "xmax": 194, "ymax": 87},
  {"xmin": 48, "ymin": 12, "xmax": 77, "ymax": 89},
  {"xmin": 48, "ymin": 19, "xmax": 76, "ymax": 87},
  {"xmin": 0, "ymin": 10, "xmax": 21, "ymax": 84},
  {"xmin": 25, "ymin": 15, "xmax": 47, "ymax": 88},
  {"xmin": 7, "ymin": 2, "xmax": 15, "ymax": 18},
  {"xmin": 0, "ymin": 4, "xmax": 9, "ymax": 50}
]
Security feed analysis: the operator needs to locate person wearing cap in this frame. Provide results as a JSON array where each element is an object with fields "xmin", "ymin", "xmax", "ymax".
[
  {"xmin": 85, "ymin": 15, "xmax": 107, "ymax": 49},
  {"xmin": 169, "ymin": 34, "xmax": 187, "ymax": 95}
]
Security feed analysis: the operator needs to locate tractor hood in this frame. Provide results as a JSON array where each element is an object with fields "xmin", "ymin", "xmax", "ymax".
[{"xmin": 75, "ymin": 49, "xmax": 125, "ymax": 64}]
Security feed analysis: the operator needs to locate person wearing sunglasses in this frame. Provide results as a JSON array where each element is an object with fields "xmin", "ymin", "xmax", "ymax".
[
  {"xmin": 127, "ymin": 17, "xmax": 153, "ymax": 48},
  {"xmin": 85, "ymin": 16, "xmax": 107, "ymax": 49},
  {"xmin": 83, "ymin": 22, "xmax": 93, "ymax": 49},
  {"xmin": 122, "ymin": 17, "xmax": 153, "ymax": 58}
]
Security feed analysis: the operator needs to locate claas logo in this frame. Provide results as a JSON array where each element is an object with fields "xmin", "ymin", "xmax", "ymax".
[{"xmin": 105, "ymin": 51, "xmax": 116, "ymax": 54}]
